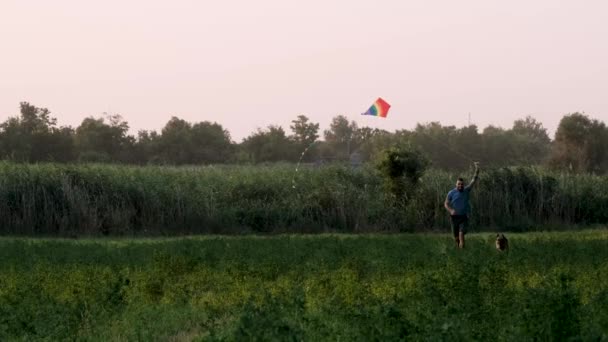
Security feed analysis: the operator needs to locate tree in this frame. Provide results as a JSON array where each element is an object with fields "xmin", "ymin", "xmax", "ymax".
[
  {"xmin": 510, "ymin": 116, "xmax": 551, "ymax": 164},
  {"xmin": 75, "ymin": 114, "xmax": 134, "ymax": 163},
  {"xmin": 289, "ymin": 115, "xmax": 320, "ymax": 162},
  {"xmin": 190, "ymin": 121, "xmax": 234, "ymax": 164},
  {"xmin": 43, "ymin": 126, "xmax": 76, "ymax": 162},
  {"xmin": 153, "ymin": 117, "xmax": 234, "ymax": 165},
  {"xmin": 156, "ymin": 117, "xmax": 193, "ymax": 164},
  {"xmin": 549, "ymin": 113, "xmax": 608, "ymax": 173},
  {"xmin": 323, "ymin": 115, "xmax": 358, "ymax": 160},
  {"xmin": 480, "ymin": 125, "xmax": 515, "ymax": 167},
  {"xmin": 241, "ymin": 125, "xmax": 295, "ymax": 163},
  {"xmin": 512, "ymin": 116, "xmax": 551, "ymax": 145},
  {"xmin": 351, "ymin": 127, "xmax": 388, "ymax": 162},
  {"xmin": 0, "ymin": 102, "xmax": 76, "ymax": 162},
  {"xmin": 410, "ymin": 123, "xmax": 460, "ymax": 169},
  {"xmin": 289, "ymin": 115, "xmax": 319, "ymax": 147},
  {"xmin": 452, "ymin": 125, "xmax": 482, "ymax": 165},
  {"xmin": 133, "ymin": 130, "xmax": 161, "ymax": 164},
  {"xmin": 364, "ymin": 129, "xmax": 408, "ymax": 162}
]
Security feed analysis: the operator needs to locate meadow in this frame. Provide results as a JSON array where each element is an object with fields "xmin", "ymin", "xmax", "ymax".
[
  {"xmin": 1, "ymin": 231, "xmax": 608, "ymax": 340},
  {"xmin": 0, "ymin": 162, "xmax": 608, "ymax": 236}
]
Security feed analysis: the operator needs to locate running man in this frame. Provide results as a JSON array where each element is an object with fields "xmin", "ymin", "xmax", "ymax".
[{"xmin": 444, "ymin": 162, "xmax": 480, "ymax": 248}]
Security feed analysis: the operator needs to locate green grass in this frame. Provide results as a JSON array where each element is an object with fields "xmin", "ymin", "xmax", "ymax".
[{"xmin": 1, "ymin": 230, "xmax": 608, "ymax": 340}]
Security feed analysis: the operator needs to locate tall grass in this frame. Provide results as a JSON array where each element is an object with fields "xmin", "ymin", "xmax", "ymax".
[{"xmin": 0, "ymin": 161, "xmax": 606, "ymax": 235}]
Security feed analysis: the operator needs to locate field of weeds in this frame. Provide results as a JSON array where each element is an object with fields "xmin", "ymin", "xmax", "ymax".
[{"xmin": 1, "ymin": 230, "xmax": 607, "ymax": 340}]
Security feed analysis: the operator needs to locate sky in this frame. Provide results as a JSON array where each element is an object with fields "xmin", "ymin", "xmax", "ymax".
[{"xmin": 1, "ymin": 0, "xmax": 607, "ymax": 142}]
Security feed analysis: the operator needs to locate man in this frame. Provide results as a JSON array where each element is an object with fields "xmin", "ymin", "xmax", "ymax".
[{"xmin": 444, "ymin": 162, "xmax": 480, "ymax": 248}]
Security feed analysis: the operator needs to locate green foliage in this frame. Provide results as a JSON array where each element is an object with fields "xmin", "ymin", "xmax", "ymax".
[
  {"xmin": 240, "ymin": 125, "xmax": 297, "ymax": 164},
  {"xmin": 3, "ymin": 102, "xmax": 608, "ymax": 171},
  {"xmin": 550, "ymin": 112, "xmax": 608, "ymax": 173},
  {"xmin": 289, "ymin": 115, "xmax": 321, "ymax": 163},
  {"xmin": 290, "ymin": 115, "xmax": 319, "ymax": 147},
  {"xmin": 1, "ymin": 232, "xmax": 607, "ymax": 340},
  {"xmin": 376, "ymin": 146, "xmax": 429, "ymax": 205},
  {"xmin": 322, "ymin": 115, "xmax": 359, "ymax": 160},
  {"xmin": 0, "ymin": 102, "xmax": 75, "ymax": 162},
  {"xmin": 75, "ymin": 114, "xmax": 134, "ymax": 163},
  {"xmin": 153, "ymin": 117, "xmax": 234, "ymax": 165},
  {"xmin": 512, "ymin": 115, "xmax": 552, "ymax": 163}
]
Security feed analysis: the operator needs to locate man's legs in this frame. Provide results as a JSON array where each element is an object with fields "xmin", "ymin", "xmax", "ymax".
[
  {"xmin": 458, "ymin": 216, "xmax": 468, "ymax": 248},
  {"xmin": 450, "ymin": 216, "xmax": 459, "ymax": 247}
]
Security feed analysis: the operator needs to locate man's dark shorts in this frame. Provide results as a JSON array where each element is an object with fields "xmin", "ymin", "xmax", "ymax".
[{"xmin": 450, "ymin": 215, "xmax": 468, "ymax": 237}]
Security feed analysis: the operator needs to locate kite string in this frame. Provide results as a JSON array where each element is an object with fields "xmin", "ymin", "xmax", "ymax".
[{"xmin": 291, "ymin": 141, "xmax": 318, "ymax": 189}]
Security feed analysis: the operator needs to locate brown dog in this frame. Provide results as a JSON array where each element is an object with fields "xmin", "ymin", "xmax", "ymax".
[{"xmin": 495, "ymin": 233, "xmax": 509, "ymax": 252}]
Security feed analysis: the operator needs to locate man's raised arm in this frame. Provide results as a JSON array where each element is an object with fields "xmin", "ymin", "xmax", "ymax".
[{"xmin": 467, "ymin": 162, "xmax": 480, "ymax": 189}]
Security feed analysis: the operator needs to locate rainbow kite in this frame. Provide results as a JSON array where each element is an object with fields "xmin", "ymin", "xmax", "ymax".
[{"xmin": 362, "ymin": 97, "xmax": 391, "ymax": 118}]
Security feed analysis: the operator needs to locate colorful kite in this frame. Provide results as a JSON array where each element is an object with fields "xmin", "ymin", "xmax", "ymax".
[{"xmin": 362, "ymin": 97, "xmax": 391, "ymax": 118}]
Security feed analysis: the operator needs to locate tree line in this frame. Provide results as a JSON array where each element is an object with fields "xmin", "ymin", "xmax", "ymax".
[{"xmin": 1, "ymin": 102, "xmax": 607, "ymax": 173}]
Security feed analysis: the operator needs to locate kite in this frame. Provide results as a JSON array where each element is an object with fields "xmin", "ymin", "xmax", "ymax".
[{"xmin": 361, "ymin": 97, "xmax": 391, "ymax": 118}]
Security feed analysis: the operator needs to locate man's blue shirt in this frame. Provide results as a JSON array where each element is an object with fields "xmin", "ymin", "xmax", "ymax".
[{"xmin": 447, "ymin": 187, "xmax": 472, "ymax": 216}]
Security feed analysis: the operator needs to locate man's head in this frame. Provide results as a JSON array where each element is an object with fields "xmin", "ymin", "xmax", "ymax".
[{"xmin": 456, "ymin": 177, "xmax": 465, "ymax": 191}]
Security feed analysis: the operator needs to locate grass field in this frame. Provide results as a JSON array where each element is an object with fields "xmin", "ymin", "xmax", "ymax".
[{"xmin": 1, "ymin": 230, "xmax": 608, "ymax": 340}]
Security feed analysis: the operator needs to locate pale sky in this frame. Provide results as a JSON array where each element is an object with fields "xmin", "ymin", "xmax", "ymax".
[{"xmin": 1, "ymin": 0, "xmax": 607, "ymax": 141}]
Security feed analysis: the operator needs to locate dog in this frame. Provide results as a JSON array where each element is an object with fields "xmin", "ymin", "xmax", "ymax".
[{"xmin": 495, "ymin": 233, "xmax": 509, "ymax": 252}]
